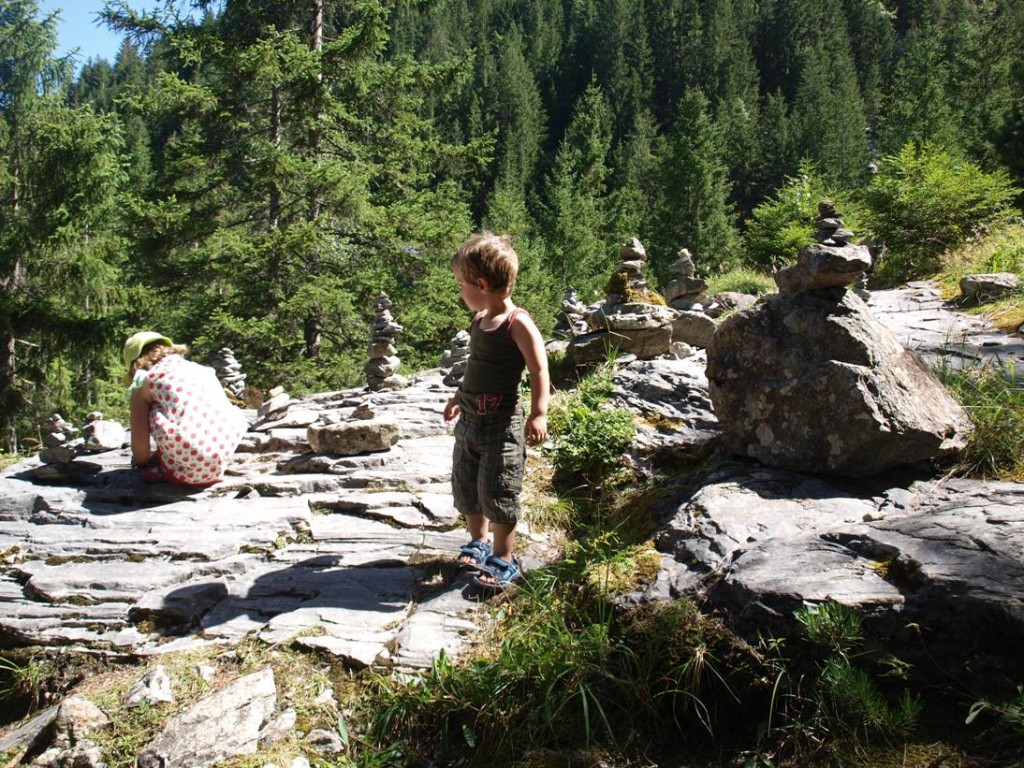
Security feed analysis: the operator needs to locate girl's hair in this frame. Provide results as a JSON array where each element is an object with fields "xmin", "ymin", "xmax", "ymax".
[
  {"xmin": 452, "ymin": 232, "xmax": 519, "ymax": 291},
  {"xmin": 131, "ymin": 341, "xmax": 188, "ymax": 375}
]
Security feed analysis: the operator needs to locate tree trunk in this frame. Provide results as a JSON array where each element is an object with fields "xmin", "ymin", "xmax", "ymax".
[
  {"xmin": 269, "ymin": 85, "xmax": 281, "ymax": 230},
  {"xmin": 303, "ymin": 0, "xmax": 325, "ymax": 359}
]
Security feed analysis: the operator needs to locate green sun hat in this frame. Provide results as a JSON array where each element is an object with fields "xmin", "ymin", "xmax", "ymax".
[{"xmin": 122, "ymin": 331, "xmax": 172, "ymax": 384}]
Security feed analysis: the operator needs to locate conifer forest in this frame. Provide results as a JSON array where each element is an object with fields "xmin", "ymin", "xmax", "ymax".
[{"xmin": 2, "ymin": 0, "xmax": 1023, "ymax": 451}]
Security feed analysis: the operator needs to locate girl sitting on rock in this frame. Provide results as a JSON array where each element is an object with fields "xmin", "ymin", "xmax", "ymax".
[{"xmin": 123, "ymin": 331, "xmax": 249, "ymax": 487}]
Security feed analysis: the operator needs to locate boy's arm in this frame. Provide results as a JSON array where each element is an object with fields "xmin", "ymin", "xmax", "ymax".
[
  {"xmin": 510, "ymin": 313, "xmax": 550, "ymax": 446},
  {"xmin": 443, "ymin": 391, "xmax": 461, "ymax": 423}
]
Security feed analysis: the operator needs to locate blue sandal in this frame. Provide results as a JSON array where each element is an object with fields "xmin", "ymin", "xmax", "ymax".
[
  {"xmin": 474, "ymin": 555, "xmax": 522, "ymax": 591},
  {"xmin": 457, "ymin": 539, "xmax": 492, "ymax": 569}
]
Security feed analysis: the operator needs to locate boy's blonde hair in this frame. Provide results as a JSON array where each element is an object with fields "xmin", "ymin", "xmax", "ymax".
[{"xmin": 452, "ymin": 232, "xmax": 519, "ymax": 292}]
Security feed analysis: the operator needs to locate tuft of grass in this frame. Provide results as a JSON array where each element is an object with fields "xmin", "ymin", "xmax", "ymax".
[
  {"xmin": 966, "ymin": 682, "xmax": 1024, "ymax": 749},
  {"xmin": 0, "ymin": 652, "xmax": 56, "ymax": 714},
  {"xmin": 361, "ymin": 575, "xmax": 763, "ymax": 765},
  {"xmin": 706, "ymin": 266, "xmax": 776, "ymax": 298},
  {"xmin": 936, "ymin": 220, "xmax": 1024, "ymax": 332},
  {"xmin": 0, "ymin": 452, "xmax": 23, "ymax": 471},
  {"xmin": 935, "ymin": 361, "xmax": 1024, "ymax": 481}
]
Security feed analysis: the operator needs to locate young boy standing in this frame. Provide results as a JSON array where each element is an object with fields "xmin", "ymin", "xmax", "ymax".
[{"xmin": 443, "ymin": 232, "xmax": 550, "ymax": 590}]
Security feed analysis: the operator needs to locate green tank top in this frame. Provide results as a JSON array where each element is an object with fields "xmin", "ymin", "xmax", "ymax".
[{"xmin": 458, "ymin": 309, "xmax": 527, "ymax": 415}]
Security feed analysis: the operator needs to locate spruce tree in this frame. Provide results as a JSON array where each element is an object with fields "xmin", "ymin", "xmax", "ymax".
[
  {"xmin": 541, "ymin": 81, "xmax": 616, "ymax": 299},
  {"xmin": 0, "ymin": 0, "xmax": 127, "ymax": 450},
  {"xmin": 108, "ymin": 0, "xmax": 475, "ymax": 389},
  {"xmin": 652, "ymin": 88, "xmax": 740, "ymax": 281}
]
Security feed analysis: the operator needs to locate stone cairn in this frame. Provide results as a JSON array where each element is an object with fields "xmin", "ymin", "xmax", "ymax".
[
  {"xmin": 774, "ymin": 200, "xmax": 872, "ymax": 296},
  {"xmin": 565, "ymin": 238, "xmax": 678, "ymax": 364},
  {"xmin": 211, "ymin": 348, "xmax": 247, "ymax": 401},
  {"xmin": 82, "ymin": 412, "xmax": 127, "ymax": 453},
  {"xmin": 43, "ymin": 413, "xmax": 78, "ymax": 449},
  {"xmin": 440, "ymin": 329, "xmax": 470, "ymax": 388},
  {"xmin": 813, "ymin": 199, "xmax": 854, "ymax": 246},
  {"xmin": 604, "ymin": 237, "xmax": 661, "ymax": 305},
  {"xmin": 364, "ymin": 292, "xmax": 405, "ymax": 391},
  {"xmin": 814, "ymin": 200, "xmax": 869, "ymax": 300},
  {"xmin": 552, "ymin": 286, "xmax": 590, "ymax": 339},
  {"xmin": 662, "ymin": 248, "xmax": 708, "ymax": 311},
  {"xmin": 39, "ymin": 414, "xmax": 79, "ymax": 464}
]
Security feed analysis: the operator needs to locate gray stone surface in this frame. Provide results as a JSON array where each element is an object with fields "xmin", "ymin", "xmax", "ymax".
[
  {"xmin": 137, "ymin": 668, "xmax": 276, "ymax": 768},
  {"xmin": 648, "ymin": 468, "xmax": 1024, "ymax": 675},
  {"xmin": 866, "ymin": 280, "xmax": 1024, "ymax": 379},
  {"xmin": 0, "ymin": 375, "xmax": 492, "ymax": 669}
]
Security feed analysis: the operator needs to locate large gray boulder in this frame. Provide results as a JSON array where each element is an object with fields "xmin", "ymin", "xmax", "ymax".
[{"xmin": 706, "ymin": 290, "xmax": 971, "ymax": 476}]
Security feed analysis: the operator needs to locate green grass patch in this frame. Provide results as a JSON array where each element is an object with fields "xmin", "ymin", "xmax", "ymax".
[
  {"xmin": 936, "ymin": 362, "xmax": 1024, "ymax": 481},
  {"xmin": 706, "ymin": 266, "xmax": 776, "ymax": 298},
  {"xmin": 546, "ymin": 364, "xmax": 637, "ymax": 493}
]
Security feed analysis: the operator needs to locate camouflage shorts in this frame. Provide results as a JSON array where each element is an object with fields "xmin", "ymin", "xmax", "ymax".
[{"xmin": 451, "ymin": 409, "xmax": 525, "ymax": 526}]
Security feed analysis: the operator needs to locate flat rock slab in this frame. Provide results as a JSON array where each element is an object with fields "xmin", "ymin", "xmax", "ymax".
[
  {"xmin": 0, "ymin": 375, "xmax": 488, "ymax": 668},
  {"xmin": 1, "ymin": 288, "xmax": 1021, "ymax": 683},
  {"xmin": 867, "ymin": 280, "xmax": 1024, "ymax": 378}
]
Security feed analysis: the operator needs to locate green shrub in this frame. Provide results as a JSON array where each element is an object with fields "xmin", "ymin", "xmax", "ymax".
[
  {"xmin": 773, "ymin": 602, "xmax": 922, "ymax": 748},
  {"xmin": 742, "ymin": 160, "xmax": 868, "ymax": 271},
  {"xmin": 864, "ymin": 143, "xmax": 1021, "ymax": 284},
  {"xmin": 547, "ymin": 367, "xmax": 636, "ymax": 488}
]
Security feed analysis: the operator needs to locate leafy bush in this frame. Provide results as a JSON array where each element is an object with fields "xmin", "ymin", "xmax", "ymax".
[
  {"xmin": 864, "ymin": 143, "xmax": 1021, "ymax": 284},
  {"xmin": 547, "ymin": 367, "xmax": 636, "ymax": 488},
  {"xmin": 742, "ymin": 160, "xmax": 868, "ymax": 271}
]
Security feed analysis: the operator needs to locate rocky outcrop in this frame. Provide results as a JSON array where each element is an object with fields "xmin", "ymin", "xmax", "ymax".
[
  {"xmin": 707, "ymin": 205, "xmax": 972, "ymax": 476},
  {"xmin": 0, "ymin": 374, "xmax": 491, "ymax": 670},
  {"xmin": 647, "ymin": 467, "xmax": 1024, "ymax": 680},
  {"xmin": 0, "ymin": 281, "xmax": 1021, "ymax": 762},
  {"xmin": 959, "ymin": 272, "xmax": 1020, "ymax": 304}
]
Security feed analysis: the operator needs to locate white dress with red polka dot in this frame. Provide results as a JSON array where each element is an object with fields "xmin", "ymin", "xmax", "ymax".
[{"xmin": 145, "ymin": 355, "xmax": 248, "ymax": 486}]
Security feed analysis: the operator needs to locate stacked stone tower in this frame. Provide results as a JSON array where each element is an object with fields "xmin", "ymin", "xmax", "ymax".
[{"xmin": 365, "ymin": 293, "xmax": 405, "ymax": 391}]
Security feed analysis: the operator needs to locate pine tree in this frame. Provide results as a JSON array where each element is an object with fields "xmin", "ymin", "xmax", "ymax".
[
  {"xmin": 0, "ymin": 0, "xmax": 127, "ymax": 450},
  {"xmin": 652, "ymin": 88, "xmax": 740, "ymax": 280},
  {"xmin": 790, "ymin": 42, "xmax": 873, "ymax": 187},
  {"xmin": 541, "ymin": 81, "xmax": 616, "ymax": 299},
  {"xmin": 109, "ymin": 0, "xmax": 476, "ymax": 389},
  {"xmin": 876, "ymin": 24, "xmax": 959, "ymax": 155}
]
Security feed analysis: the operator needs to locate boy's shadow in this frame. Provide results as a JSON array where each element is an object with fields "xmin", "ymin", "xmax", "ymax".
[{"xmin": 129, "ymin": 555, "xmax": 487, "ymax": 639}]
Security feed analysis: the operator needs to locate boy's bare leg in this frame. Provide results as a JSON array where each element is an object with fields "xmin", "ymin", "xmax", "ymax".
[
  {"xmin": 457, "ymin": 513, "xmax": 490, "ymax": 566},
  {"xmin": 490, "ymin": 523, "xmax": 516, "ymax": 562}
]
